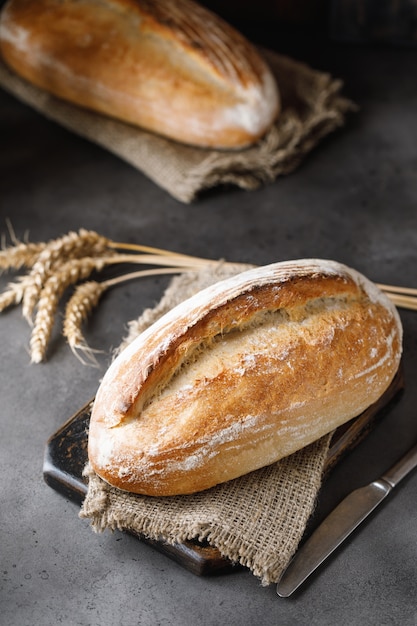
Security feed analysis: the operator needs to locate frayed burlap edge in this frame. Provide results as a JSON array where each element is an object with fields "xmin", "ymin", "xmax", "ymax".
[
  {"xmin": 79, "ymin": 263, "xmax": 332, "ymax": 585},
  {"xmin": 81, "ymin": 435, "xmax": 331, "ymax": 586},
  {"xmin": 0, "ymin": 49, "xmax": 355, "ymax": 203}
]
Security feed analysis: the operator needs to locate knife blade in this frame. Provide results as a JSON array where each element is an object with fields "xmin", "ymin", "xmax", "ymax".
[{"xmin": 277, "ymin": 439, "xmax": 417, "ymax": 597}]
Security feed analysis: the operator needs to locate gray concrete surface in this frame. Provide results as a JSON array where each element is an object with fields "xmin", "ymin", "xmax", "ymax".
[{"xmin": 1, "ymin": 29, "xmax": 417, "ymax": 626}]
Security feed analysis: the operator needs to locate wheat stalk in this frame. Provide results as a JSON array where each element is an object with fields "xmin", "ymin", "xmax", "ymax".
[{"xmin": 0, "ymin": 226, "xmax": 217, "ymax": 362}]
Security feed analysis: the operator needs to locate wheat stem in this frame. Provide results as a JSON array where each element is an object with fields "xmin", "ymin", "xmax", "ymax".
[
  {"xmin": 377, "ymin": 283, "xmax": 417, "ymax": 310},
  {"xmin": 103, "ymin": 266, "xmax": 196, "ymax": 288},
  {"xmin": 383, "ymin": 292, "xmax": 417, "ymax": 310},
  {"xmin": 103, "ymin": 253, "xmax": 217, "ymax": 270},
  {"xmin": 108, "ymin": 241, "xmax": 216, "ymax": 266},
  {"xmin": 377, "ymin": 283, "xmax": 417, "ymax": 297}
]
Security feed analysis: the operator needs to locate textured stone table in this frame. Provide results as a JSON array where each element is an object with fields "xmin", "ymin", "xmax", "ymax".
[{"xmin": 1, "ymin": 24, "xmax": 416, "ymax": 626}]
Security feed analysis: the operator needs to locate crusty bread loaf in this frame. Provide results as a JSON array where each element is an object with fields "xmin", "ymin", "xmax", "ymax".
[
  {"xmin": 0, "ymin": 0, "xmax": 280, "ymax": 148},
  {"xmin": 88, "ymin": 259, "xmax": 402, "ymax": 496}
]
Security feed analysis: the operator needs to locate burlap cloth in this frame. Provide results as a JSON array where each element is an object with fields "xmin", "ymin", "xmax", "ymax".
[
  {"xmin": 80, "ymin": 263, "xmax": 333, "ymax": 586},
  {"xmin": 0, "ymin": 49, "xmax": 355, "ymax": 203}
]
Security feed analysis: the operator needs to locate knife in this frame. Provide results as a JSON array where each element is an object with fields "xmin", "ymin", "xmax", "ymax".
[{"xmin": 277, "ymin": 439, "xmax": 417, "ymax": 597}]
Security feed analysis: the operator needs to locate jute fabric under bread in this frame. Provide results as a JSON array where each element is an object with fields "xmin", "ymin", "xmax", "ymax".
[
  {"xmin": 80, "ymin": 264, "xmax": 332, "ymax": 585},
  {"xmin": 0, "ymin": 49, "xmax": 355, "ymax": 203}
]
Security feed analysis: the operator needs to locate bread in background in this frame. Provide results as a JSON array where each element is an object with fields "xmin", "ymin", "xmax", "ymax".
[{"xmin": 0, "ymin": 0, "xmax": 280, "ymax": 148}]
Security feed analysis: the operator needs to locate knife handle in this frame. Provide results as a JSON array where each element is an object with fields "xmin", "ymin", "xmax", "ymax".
[{"xmin": 381, "ymin": 441, "xmax": 417, "ymax": 487}]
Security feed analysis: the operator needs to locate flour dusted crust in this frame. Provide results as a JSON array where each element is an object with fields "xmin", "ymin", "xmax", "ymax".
[
  {"xmin": 0, "ymin": 0, "xmax": 280, "ymax": 148},
  {"xmin": 88, "ymin": 259, "xmax": 403, "ymax": 496}
]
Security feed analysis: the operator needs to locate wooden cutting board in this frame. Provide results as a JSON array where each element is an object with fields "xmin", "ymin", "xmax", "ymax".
[{"xmin": 43, "ymin": 366, "xmax": 404, "ymax": 576}]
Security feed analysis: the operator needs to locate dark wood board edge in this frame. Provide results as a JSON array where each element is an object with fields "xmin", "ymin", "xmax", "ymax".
[
  {"xmin": 43, "ymin": 364, "xmax": 404, "ymax": 577},
  {"xmin": 42, "ymin": 403, "xmax": 234, "ymax": 575}
]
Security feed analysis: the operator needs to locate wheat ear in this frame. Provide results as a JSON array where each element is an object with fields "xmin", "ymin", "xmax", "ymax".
[
  {"xmin": 22, "ymin": 229, "xmax": 112, "ymax": 323},
  {"xmin": 0, "ymin": 241, "xmax": 48, "ymax": 271},
  {"xmin": 0, "ymin": 220, "xmax": 48, "ymax": 270},
  {"xmin": 63, "ymin": 267, "xmax": 196, "ymax": 365},
  {"xmin": 0, "ymin": 280, "xmax": 26, "ymax": 312},
  {"xmin": 30, "ymin": 257, "xmax": 108, "ymax": 363},
  {"xmin": 63, "ymin": 281, "xmax": 107, "ymax": 365}
]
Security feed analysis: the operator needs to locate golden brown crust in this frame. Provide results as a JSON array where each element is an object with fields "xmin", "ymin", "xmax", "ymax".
[
  {"xmin": 87, "ymin": 259, "xmax": 403, "ymax": 496},
  {"xmin": 0, "ymin": 0, "xmax": 280, "ymax": 148}
]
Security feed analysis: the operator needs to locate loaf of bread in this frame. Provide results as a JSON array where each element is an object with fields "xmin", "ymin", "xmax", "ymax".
[
  {"xmin": 87, "ymin": 259, "xmax": 403, "ymax": 496},
  {"xmin": 0, "ymin": 0, "xmax": 280, "ymax": 148}
]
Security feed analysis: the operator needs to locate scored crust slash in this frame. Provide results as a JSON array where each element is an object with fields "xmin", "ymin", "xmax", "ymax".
[{"xmin": 86, "ymin": 259, "xmax": 403, "ymax": 496}]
